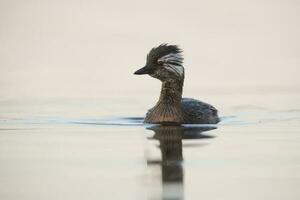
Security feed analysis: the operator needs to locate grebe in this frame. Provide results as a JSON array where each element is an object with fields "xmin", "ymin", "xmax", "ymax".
[{"xmin": 134, "ymin": 44, "xmax": 220, "ymax": 125}]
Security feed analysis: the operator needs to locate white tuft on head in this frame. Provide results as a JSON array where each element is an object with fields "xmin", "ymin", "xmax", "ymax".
[{"xmin": 157, "ymin": 53, "xmax": 184, "ymax": 77}]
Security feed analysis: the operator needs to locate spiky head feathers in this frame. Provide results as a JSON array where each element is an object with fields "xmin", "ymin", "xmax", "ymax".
[
  {"xmin": 147, "ymin": 44, "xmax": 183, "ymax": 65},
  {"xmin": 147, "ymin": 44, "xmax": 184, "ymax": 80},
  {"xmin": 134, "ymin": 44, "xmax": 184, "ymax": 81}
]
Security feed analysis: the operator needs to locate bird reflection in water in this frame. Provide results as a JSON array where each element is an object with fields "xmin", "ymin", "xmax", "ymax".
[{"xmin": 145, "ymin": 125, "xmax": 216, "ymax": 200}]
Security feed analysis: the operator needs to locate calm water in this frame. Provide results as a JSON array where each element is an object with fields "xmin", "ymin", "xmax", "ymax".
[
  {"xmin": 1, "ymin": 0, "xmax": 300, "ymax": 199},
  {"xmin": 0, "ymin": 89, "xmax": 300, "ymax": 200}
]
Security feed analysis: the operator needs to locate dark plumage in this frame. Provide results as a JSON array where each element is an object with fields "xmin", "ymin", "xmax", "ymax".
[
  {"xmin": 181, "ymin": 98, "xmax": 219, "ymax": 124},
  {"xmin": 134, "ymin": 44, "xmax": 220, "ymax": 125},
  {"xmin": 147, "ymin": 44, "xmax": 182, "ymax": 65}
]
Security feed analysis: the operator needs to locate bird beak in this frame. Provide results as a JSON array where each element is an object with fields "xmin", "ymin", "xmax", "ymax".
[{"xmin": 134, "ymin": 66, "xmax": 152, "ymax": 75}]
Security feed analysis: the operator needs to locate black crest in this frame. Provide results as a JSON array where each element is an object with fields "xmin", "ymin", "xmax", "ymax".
[{"xmin": 147, "ymin": 44, "xmax": 182, "ymax": 63}]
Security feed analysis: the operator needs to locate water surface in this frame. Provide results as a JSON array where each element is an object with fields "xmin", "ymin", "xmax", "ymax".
[{"xmin": 0, "ymin": 90, "xmax": 300, "ymax": 200}]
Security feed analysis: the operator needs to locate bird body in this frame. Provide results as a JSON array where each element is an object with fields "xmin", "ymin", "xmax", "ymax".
[{"xmin": 134, "ymin": 44, "xmax": 219, "ymax": 125}]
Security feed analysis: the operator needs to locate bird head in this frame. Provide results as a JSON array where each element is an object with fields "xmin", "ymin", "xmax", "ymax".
[{"xmin": 134, "ymin": 44, "xmax": 184, "ymax": 81}]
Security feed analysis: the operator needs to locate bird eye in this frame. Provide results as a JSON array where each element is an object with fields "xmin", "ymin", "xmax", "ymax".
[{"xmin": 157, "ymin": 60, "xmax": 163, "ymax": 65}]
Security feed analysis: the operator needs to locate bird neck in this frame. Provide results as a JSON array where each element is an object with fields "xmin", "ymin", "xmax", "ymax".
[
  {"xmin": 144, "ymin": 78, "xmax": 185, "ymax": 124},
  {"xmin": 159, "ymin": 78, "xmax": 184, "ymax": 104}
]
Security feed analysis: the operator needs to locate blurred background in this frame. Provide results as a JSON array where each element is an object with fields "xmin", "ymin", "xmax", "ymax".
[
  {"xmin": 1, "ymin": 2, "xmax": 300, "ymax": 200},
  {"xmin": 0, "ymin": 0, "xmax": 299, "ymax": 102}
]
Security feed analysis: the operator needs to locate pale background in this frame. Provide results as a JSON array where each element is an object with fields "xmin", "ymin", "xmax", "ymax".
[
  {"xmin": 0, "ymin": 0, "xmax": 299, "ymax": 101},
  {"xmin": 1, "ymin": 1, "xmax": 300, "ymax": 200}
]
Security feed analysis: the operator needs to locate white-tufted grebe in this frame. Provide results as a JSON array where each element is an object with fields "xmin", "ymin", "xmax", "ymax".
[{"xmin": 134, "ymin": 44, "xmax": 220, "ymax": 125}]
